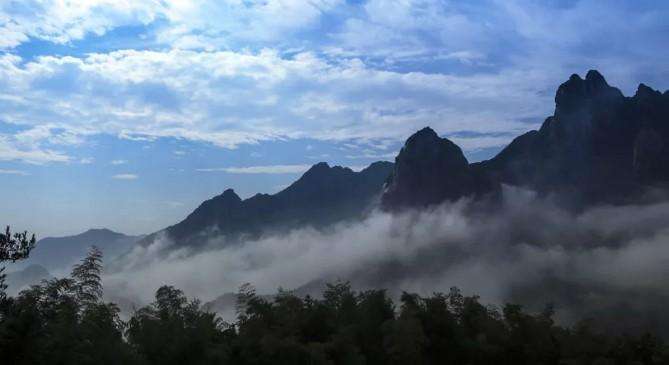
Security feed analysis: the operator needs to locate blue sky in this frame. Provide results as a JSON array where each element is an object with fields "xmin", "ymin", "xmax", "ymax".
[{"xmin": 0, "ymin": 0, "xmax": 668, "ymax": 237}]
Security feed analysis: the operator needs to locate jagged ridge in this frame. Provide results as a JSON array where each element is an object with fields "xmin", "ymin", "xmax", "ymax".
[
  {"xmin": 383, "ymin": 70, "xmax": 669, "ymax": 209},
  {"xmin": 143, "ymin": 161, "xmax": 394, "ymax": 247}
]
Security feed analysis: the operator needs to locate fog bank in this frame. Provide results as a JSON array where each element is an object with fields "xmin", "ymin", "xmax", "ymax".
[{"xmin": 103, "ymin": 186, "xmax": 669, "ymax": 334}]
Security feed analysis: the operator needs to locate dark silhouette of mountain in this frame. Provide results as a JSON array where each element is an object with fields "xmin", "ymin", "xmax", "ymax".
[
  {"xmin": 141, "ymin": 161, "xmax": 394, "ymax": 248},
  {"xmin": 134, "ymin": 70, "xmax": 668, "ymax": 249},
  {"xmin": 382, "ymin": 127, "xmax": 496, "ymax": 209},
  {"xmin": 27, "ymin": 228, "xmax": 143, "ymax": 272},
  {"xmin": 383, "ymin": 70, "xmax": 669, "ymax": 209}
]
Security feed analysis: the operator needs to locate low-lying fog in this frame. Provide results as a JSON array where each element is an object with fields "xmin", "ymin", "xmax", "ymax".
[{"xmin": 104, "ymin": 186, "xmax": 669, "ymax": 334}]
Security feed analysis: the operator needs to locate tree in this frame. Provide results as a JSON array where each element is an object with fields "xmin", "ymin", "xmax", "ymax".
[
  {"xmin": 70, "ymin": 246, "xmax": 103, "ymax": 306},
  {"xmin": 127, "ymin": 285, "xmax": 232, "ymax": 365},
  {"xmin": 0, "ymin": 226, "xmax": 36, "ymax": 301},
  {"xmin": 0, "ymin": 226, "xmax": 36, "ymax": 263}
]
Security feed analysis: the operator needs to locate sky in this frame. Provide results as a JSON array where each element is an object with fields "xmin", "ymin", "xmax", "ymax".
[{"xmin": 0, "ymin": 0, "xmax": 668, "ymax": 237}]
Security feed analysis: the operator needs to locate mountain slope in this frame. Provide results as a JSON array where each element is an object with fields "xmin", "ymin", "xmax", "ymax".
[
  {"xmin": 141, "ymin": 161, "xmax": 394, "ymax": 248},
  {"xmin": 27, "ymin": 228, "xmax": 143, "ymax": 272},
  {"xmin": 383, "ymin": 70, "xmax": 669, "ymax": 210}
]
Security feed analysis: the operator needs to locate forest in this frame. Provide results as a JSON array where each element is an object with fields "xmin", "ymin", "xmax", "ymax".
[{"xmin": 1, "ymin": 227, "xmax": 668, "ymax": 365}]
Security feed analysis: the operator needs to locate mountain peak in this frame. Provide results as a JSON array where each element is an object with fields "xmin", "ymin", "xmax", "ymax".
[
  {"xmin": 219, "ymin": 188, "xmax": 242, "ymax": 202},
  {"xmin": 307, "ymin": 161, "xmax": 330, "ymax": 172},
  {"xmin": 407, "ymin": 126, "xmax": 440, "ymax": 143},
  {"xmin": 399, "ymin": 127, "xmax": 467, "ymax": 167},
  {"xmin": 83, "ymin": 228, "xmax": 116, "ymax": 235},
  {"xmin": 585, "ymin": 69, "xmax": 608, "ymax": 88},
  {"xmin": 297, "ymin": 162, "xmax": 336, "ymax": 181},
  {"xmin": 155, "ymin": 159, "xmax": 393, "ymax": 248},
  {"xmin": 382, "ymin": 127, "xmax": 485, "ymax": 209},
  {"xmin": 555, "ymin": 70, "xmax": 622, "ymax": 113},
  {"xmin": 362, "ymin": 160, "xmax": 394, "ymax": 172},
  {"xmin": 635, "ymin": 83, "xmax": 661, "ymax": 99}
]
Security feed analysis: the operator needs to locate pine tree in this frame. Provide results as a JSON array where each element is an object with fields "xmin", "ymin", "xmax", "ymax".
[
  {"xmin": 0, "ymin": 226, "xmax": 36, "ymax": 300},
  {"xmin": 70, "ymin": 246, "xmax": 103, "ymax": 306}
]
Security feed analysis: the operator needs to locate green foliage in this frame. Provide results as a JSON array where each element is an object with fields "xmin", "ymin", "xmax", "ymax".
[
  {"xmin": 0, "ymin": 246, "xmax": 133, "ymax": 364},
  {"xmin": 127, "ymin": 285, "xmax": 233, "ymax": 365},
  {"xmin": 0, "ymin": 226, "xmax": 36, "ymax": 301},
  {"xmin": 70, "ymin": 246, "xmax": 103, "ymax": 306},
  {"xmin": 0, "ymin": 226, "xmax": 36, "ymax": 263},
  {"xmin": 0, "ymin": 241, "xmax": 667, "ymax": 364}
]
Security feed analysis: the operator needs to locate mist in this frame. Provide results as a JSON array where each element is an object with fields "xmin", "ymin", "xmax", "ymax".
[{"xmin": 103, "ymin": 186, "xmax": 669, "ymax": 334}]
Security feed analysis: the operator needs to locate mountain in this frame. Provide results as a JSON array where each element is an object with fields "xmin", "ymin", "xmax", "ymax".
[
  {"xmin": 4, "ymin": 264, "xmax": 52, "ymax": 295},
  {"xmin": 135, "ymin": 70, "xmax": 668, "ymax": 248},
  {"xmin": 140, "ymin": 161, "xmax": 394, "ymax": 248},
  {"xmin": 381, "ymin": 127, "xmax": 496, "ymax": 209},
  {"xmin": 27, "ymin": 228, "xmax": 143, "ymax": 272},
  {"xmin": 383, "ymin": 70, "xmax": 669, "ymax": 210}
]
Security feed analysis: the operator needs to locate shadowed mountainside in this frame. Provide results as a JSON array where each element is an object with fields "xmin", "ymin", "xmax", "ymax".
[
  {"xmin": 140, "ymin": 161, "xmax": 394, "ymax": 248},
  {"xmin": 383, "ymin": 70, "xmax": 669, "ymax": 210}
]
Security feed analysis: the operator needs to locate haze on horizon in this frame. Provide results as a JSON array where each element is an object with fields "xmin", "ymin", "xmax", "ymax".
[{"xmin": 1, "ymin": 0, "xmax": 668, "ymax": 237}]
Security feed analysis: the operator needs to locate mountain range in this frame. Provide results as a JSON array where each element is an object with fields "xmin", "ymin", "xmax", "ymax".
[
  {"xmin": 13, "ymin": 70, "xmax": 669, "ymax": 331},
  {"xmin": 383, "ymin": 70, "xmax": 669, "ymax": 210},
  {"xmin": 29, "ymin": 70, "xmax": 669, "ymax": 262},
  {"xmin": 136, "ymin": 70, "xmax": 669, "ymax": 250},
  {"xmin": 138, "ymin": 161, "xmax": 394, "ymax": 248}
]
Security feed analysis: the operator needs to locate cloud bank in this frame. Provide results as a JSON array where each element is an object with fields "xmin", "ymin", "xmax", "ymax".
[
  {"xmin": 103, "ymin": 186, "xmax": 669, "ymax": 334},
  {"xmin": 112, "ymin": 173, "xmax": 138, "ymax": 180},
  {"xmin": 196, "ymin": 164, "xmax": 312, "ymax": 174},
  {"xmin": 2, "ymin": 1, "xmax": 668, "ymax": 164}
]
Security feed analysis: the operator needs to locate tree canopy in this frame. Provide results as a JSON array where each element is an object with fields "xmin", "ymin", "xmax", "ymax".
[{"xmin": 0, "ymin": 230, "xmax": 667, "ymax": 364}]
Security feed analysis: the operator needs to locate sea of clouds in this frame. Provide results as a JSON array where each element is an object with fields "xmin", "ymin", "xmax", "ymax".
[{"xmin": 103, "ymin": 186, "xmax": 669, "ymax": 334}]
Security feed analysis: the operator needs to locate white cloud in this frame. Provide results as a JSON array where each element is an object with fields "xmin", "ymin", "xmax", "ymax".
[
  {"xmin": 155, "ymin": 0, "xmax": 341, "ymax": 48},
  {"xmin": 0, "ymin": 0, "xmax": 161, "ymax": 49},
  {"xmin": 0, "ymin": 0, "xmax": 340, "ymax": 50},
  {"xmin": 196, "ymin": 164, "xmax": 312, "ymax": 174},
  {"xmin": 0, "ymin": 169, "xmax": 28, "ymax": 175},
  {"xmin": 165, "ymin": 201, "xmax": 184, "ymax": 208},
  {"xmin": 105, "ymin": 190, "xmax": 669, "ymax": 328},
  {"xmin": 112, "ymin": 173, "xmax": 138, "ymax": 180},
  {"xmin": 0, "ymin": 0, "xmax": 667, "ymax": 166},
  {"xmin": 0, "ymin": 49, "xmax": 549, "ymax": 155},
  {"xmin": 0, "ymin": 135, "xmax": 70, "ymax": 164},
  {"xmin": 111, "ymin": 159, "xmax": 128, "ymax": 165}
]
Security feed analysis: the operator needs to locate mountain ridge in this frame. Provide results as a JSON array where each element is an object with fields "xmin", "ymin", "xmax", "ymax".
[
  {"xmin": 139, "ymin": 161, "xmax": 394, "ymax": 248},
  {"xmin": 383, "ymin": 70, "xmax": 669, "ymax": 210},
  {"xmin": 135, "ymin": 70, "xmax": 669, "ymax": 250}
]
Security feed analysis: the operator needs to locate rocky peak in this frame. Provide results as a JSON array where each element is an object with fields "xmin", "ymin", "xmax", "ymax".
[
  {"xmin": 301, "ymin": 162, "xmax": 334, "ymax": 178},
  {"xmin": 289, "ymin": 162, "xmax": 351, "ymax": 190},
  {"xmin": 154, "ymin": 160, "xmax": 393, "ymax": 248},
  {"xmin": 634, "ymin": 83, "xmax": 662, "ymax": 100},
  {"xmin": 360, "ymin": 161, "xmax": 394, "ymax": 176},
  {"xmin": 584, "ymin": 69, "xmax": 609, "ymax": 91},
  {"xmin": 396, "ymin": 127, "xmax": 468, "ymax": 171},
  {"xmin": 555, "ymin": 70, "xmax": 623, "ymax": 113},
  {"xmin": 382, "ymin": 127, "xmax": 483, "ymax": 209},
  {"xmin": 218, "ymin": 188, "xmax": 242, "ymax": 203}
]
